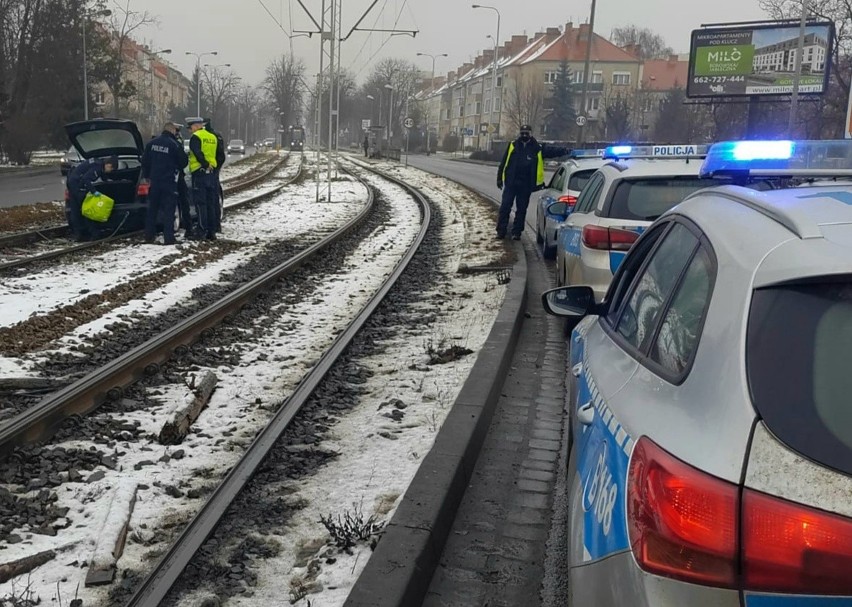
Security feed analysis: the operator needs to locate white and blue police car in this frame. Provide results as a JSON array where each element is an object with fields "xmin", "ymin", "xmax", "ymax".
[
  {"xmin": 553, "ymin": 144, "xmax": 718, "ymax": 301},
  {"xmin": 543, "ymin": 139, "xmax": 852, "ymax": 607}
]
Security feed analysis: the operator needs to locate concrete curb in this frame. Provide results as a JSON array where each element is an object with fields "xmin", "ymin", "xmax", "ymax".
[{"xmin": 344, "ymin": 242, "xmax": 528, "ymax": 607}]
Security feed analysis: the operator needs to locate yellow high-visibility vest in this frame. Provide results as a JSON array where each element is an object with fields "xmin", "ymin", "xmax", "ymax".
[
  {"xmin": 502, "ymin": 142, "xmax": 545, "ymax": 187},
  {"xmin": 189, "ymin": 128, "xmax": 219, "ymax": 172}
]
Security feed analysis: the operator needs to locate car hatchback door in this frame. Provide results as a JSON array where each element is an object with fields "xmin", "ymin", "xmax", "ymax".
[{"xmin": 557, "ymin": 171, "xmax": 605, "ymax": 288}]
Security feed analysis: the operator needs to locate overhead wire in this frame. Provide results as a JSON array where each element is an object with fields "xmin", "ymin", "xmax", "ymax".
[
  {"xmin": 256, "ymin": 0, "xmax": 292, "ymax": 37},
  {"xmin": 345, "ymin": 0, "xmax": 390, "ymax": 71},
  {"xmin": 352, "ymin": 0, "xmax": 411, "ymax": 80}
]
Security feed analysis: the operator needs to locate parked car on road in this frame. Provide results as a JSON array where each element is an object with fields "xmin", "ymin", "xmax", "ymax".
[
  {"xmin": 543, "ymin": 139, "xmax": 852, "ymax": 607},
  {"xmin": 535, "ymin": 150, "xmax": 606, "ymax": 259}
]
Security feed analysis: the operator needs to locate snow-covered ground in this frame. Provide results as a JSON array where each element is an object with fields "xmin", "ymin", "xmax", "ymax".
[{"xmin": 0, "ymin": 162, "xmax": 508, "ymax": 606}]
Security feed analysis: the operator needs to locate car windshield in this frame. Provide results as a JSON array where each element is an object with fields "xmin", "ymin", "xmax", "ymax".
[
  {"xmin": 230, "ymin": 140, "xmax": 243, "ymax": 145},
  {"xmin": 748, "ymin": 278, "xmax": 852, "ymax": 476},
  {"xmin": 609, "ymin": 177, "xmax": 714, "ymax": 221},
  {"xmin": 74, "ymin": 129, "xmax": 138, "ymax": 155}
]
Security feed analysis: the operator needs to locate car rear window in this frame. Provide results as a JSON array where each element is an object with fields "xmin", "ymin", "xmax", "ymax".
[
  {"xmin": 75, "ymin": 130, "xmax": 138, "ymax": 155},
  {"xmin": 567, "ymin": 169, "xmax": 596, "ymax": 193},
  {"xmin": 748, "ymin": 279, "xmax": 852, "ymax": 476},
  {"xmin": 609, "ymin": 177, "xmax": 712, "ymax": 221}
]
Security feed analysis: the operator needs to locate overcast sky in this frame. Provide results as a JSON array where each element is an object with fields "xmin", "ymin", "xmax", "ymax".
[{"xmin": 132, "ymin": 0, "xmax": 770, "ymax": 86}]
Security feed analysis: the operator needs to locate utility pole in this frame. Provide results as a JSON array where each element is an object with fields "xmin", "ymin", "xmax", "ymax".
[{"xmin": 577, "ymin": 0, "xmax": 597, "ymax": 146}]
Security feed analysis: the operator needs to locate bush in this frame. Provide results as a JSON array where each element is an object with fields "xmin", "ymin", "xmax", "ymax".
[{"xmin": 441, "ymin": 134, "xmax": 459, "ymax": 153}]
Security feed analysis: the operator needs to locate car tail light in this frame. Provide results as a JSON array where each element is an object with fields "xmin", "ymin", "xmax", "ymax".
[
  {"xmin": 581, "ymin": 226, "xmax": 639, "ymax": 251},
  {"xmin": 627, "ymin": 437, "xmax": 738, "ymax": 588},
  {"xmin": 558, "ymin": 194, "xmax": 578, "ymax": 209},
  {"xmin": 743, "ymin": 489, "xmax": 852, "ymax": 594},
  {"xmin": 137, "ymin": 182, "xmax": 150, "ymax": 196}
]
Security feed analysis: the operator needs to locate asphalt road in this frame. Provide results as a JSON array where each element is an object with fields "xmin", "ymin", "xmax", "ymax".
[{"xmin": 0, "ymin": 146, "xmax": 257, "ymax": 209}]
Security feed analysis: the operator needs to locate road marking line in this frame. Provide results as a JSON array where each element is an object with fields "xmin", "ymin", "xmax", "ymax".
[{"xmin": 19, "ymin": 187, "xmax": 46, "ymax": 193}]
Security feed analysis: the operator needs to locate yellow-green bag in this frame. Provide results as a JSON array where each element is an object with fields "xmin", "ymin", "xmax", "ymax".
[{"xmin": 81, "ymin": 192, "xmax": 115, "ymax": 222}]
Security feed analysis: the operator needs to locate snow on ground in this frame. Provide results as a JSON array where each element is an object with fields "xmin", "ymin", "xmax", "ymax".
[
  {"xmin": 0, "ymin": 171, "xmax": 365, "ymax": 376},
  {"xmin": 221, "ymin": 163, "xmax": 508, "ymax": 607},
  {"xmin": 0, "ymin": 162, "xmax": 507, "ymax": 606}
]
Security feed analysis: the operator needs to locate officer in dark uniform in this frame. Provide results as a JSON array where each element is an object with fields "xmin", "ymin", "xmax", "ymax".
[
  {"xmin": 66, "ymin": 155, "xmax": 117, "ymax": 241},
  {"xmin": 496, "ymin": 124, "xmax": 570, "ymax": 240},
  {"xmin": 204, "ymin": 118, "xmax": 227, "ymax": 233},
  {"xmin": 141, "ymin": 121, "xmax": 188, "ymax": 245},
  {"xmin": 187, "ymin": 117, "xmax": 220, "ymax": 240},
  {"xmin": 172, "ymin": 127, "xmax": 194, "ymax": 236}
]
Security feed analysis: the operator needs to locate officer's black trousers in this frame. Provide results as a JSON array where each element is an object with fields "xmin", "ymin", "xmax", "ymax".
[
  {"xmin": 145, "ymin": 184, "xmax": 178, "ymax": 244},
  {"xmin": 191, "ymin": 170, "xmax": 217, "ymax": 238},
  {"xmin": 497, "ymin": 185, "xmax": 533, "ymax": 237}
]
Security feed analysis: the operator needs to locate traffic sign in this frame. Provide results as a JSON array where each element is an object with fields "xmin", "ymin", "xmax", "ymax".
[
  {"xmin": 576, "ymin": 116, "xmax": 587, "ymax": 127},
  {"xmin": 362, "ymin": 119, "xmax": 371, "ymax": 130},
  {"xmin": 487, "ymin": 124, "xmax": 496, "ymax": 134},
  {"xmin": 403, "ymin": 117, "xmax": 414, "ymax": 129}
]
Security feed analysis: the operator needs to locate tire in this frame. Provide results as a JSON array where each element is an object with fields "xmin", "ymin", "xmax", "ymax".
[{"xmin": 542, "ymin": 241, "xmax": 557, "ymax": 260}]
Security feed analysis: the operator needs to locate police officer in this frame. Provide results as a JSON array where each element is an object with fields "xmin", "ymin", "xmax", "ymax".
[
  {"xmin": 187, "ymin": 117, "xmax": 219, "ymax": 240},
  {"xmin": 141, "ymin": 121, "xmax": 188, "ymax": 245},
  {"xmin": 204, "ymin": 118, "xmax": 227, "ymax": 233},
  {"xmin": 66, "ymin": 155, "xmax": 117, "ymax": 241},
  {"xmin": 496, "ymin": 124, "xmax": 570, "ymax": 240}
]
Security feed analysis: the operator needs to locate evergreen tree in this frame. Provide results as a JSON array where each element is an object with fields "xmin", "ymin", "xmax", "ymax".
[{"xmin": 546, "ymin": 59, "xmax": 576, "ymax": 140}]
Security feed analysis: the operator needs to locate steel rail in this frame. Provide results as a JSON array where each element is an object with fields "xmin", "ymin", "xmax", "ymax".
[
  {"xmin": 0, "ymin": 156, "xmax": 348, "ymax": 454},
  {"xmin": 123, "ymin": 162, "xmax": 431, "ymax": 607},
  {"xmin": 0, "ymin": 155, "xmax": 290, "ymax": 251},
  {"xmin": 0, "ymin": 156, "xmax": 302, "ymax": 273}
]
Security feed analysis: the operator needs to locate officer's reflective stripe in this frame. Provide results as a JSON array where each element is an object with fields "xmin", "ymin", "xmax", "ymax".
[
  {"xmin": 536, "ymin": 150, "xmax": 544, "ymax": 186},
  {"xmin": 502, "ymin": 142, "xmax": 514, "ymax": 183}
]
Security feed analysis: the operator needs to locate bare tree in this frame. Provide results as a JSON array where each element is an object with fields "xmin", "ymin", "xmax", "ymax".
[
  {"xmin": 202, "ymin": 65, "xmax": 240, "ymax": 126},
  {"xmin": 610, "ymin": 25, "xmax": 674, "ymax": 59},
  {"xmin": 89, "ymin": 0, "xmax": 156, "ymax": 116},
  {"xmin": 362, "ymin": 58, "xmax": 421, "ymax": 145},
  {"xmin": 264, "ymin": 53, "xmax": 305, "ymax": 131},
  {"xmin": 503, "ymin": 72, "xmax": 547, "ymax": 135}
]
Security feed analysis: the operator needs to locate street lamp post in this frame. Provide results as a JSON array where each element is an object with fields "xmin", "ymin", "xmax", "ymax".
[
  {"xmin": 385, "ymin": 83, "xmax": 394, "ymax": 145},
  {"xmin": 472, "ymin": 4, "xmax": 500, "ymax": 151},
  {"xmin": 577, "ymin": 0, "xmax": 598, "ymax": 145},
  {"xmin": 185, "ymin": 50, "xmax": 218, "ymax": 116},
  {"xmin": 82, "ymin": 8, "xmax": 112, "ymax": 120},
  {"xmin": 417, "ymin": 52, "xmax": 448, "ymax": 155}
]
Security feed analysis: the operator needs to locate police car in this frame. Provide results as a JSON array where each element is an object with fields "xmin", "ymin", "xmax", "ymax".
[
  {"xmin": 543, "ymin": 139, "xmax": 852, "ymax": 606},
  {"xmin": 535, "ymin": 149, "xmax": 606, "ymax": 259},
  {"xmin": 554, "ymin": 144, "xmax": 718, "ymax": 301}
]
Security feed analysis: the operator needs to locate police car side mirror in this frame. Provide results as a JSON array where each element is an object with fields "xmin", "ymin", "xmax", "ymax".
[
  {"xmin": 547, "ymin": 201, "xmax": 573, "ymax": 219},
  {"xmin": 541, "ymin": 286, "xmax": 596, "ymax": 318}
]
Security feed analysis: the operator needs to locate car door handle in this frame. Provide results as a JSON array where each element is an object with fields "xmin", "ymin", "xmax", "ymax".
[
  {"xmin": 578, "ymin": 402, "xmax": 595, "ymax": 426},
  {"xmin": 572, "ymin": 362, "xmax": 583, "ymax": 377}
]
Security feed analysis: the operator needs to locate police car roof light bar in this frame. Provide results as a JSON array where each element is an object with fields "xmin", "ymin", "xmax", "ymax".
[
  {"xmin": 700, "ymin": 140, "xmax": 852, "ymax": 178},
  {"xmin": 570, "ymin": 148, "xmax": 605, "ymax": 158},
  {"xmin": 603, "ymin": 144, "xmax": 709, "ymax": 160}
]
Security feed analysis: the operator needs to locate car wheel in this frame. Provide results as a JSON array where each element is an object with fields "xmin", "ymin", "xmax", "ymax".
[{"xmin": 542, "ymin": 240, "xmax": 557, "ymax": 260}]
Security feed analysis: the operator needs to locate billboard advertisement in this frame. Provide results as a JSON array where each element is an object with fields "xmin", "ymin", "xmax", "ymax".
[{"xmin": 687, "ymin": 22, "xmax": 834, "ymax": 97}]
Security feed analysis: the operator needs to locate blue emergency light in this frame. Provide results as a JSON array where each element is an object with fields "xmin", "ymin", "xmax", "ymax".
[
  {"xmin": 700, "ymin": 140, "xmax": 852, "ymax": 177},
  {"xmin": 603, "ymin": 144, "xmax": 708, "ymax": 160}
]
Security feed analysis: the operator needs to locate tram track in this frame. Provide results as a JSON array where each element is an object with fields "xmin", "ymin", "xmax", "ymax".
[
  {"xmin": 0, "ymin": 159, "xmax": 511, "ymax": 607},
  {"xmin": 0, "ymin": 153, "xmax": 289, "ymax": 254},
  {"xmin": 0, "ymin": 154, "xmax": 297, "ymax": 273}
]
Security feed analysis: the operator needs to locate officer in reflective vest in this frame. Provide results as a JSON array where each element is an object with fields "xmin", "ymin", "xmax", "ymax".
[
  {"xmin": 187, "ymin": 117, "xmax": 219, "ymax": 240},
  {"xmin": 496, "ymin": 124, "xmax": 570, "ymax": 240}
]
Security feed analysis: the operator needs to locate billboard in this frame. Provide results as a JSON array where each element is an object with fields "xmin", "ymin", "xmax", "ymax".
[{"xmin": 687, "ymin": 22, "xmax": 834, "ymax": 97}]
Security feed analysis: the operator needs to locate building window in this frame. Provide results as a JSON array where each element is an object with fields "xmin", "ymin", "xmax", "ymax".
[
  {"xmin": 591, "ymin": 71, "xmax": 603, "ymax": 84},
  {"xmin": 586, "ymin": 97, "xmax": 600, "ymax": 111},
  {"xmin": 458, "ymin": 105, "xmax": 464, "ymax": 118},
  {"xmin": 485, "ymin": 99, "xmax": 491, "ymax": 113},
  {"xmin": 496, "ymin": 75, "xmax": 503, "ymax": 87},
  {"xmin": 544, "ymin": 71, "xmax": 559, "ymax": 84},
  {"xmin": 612, "ymin": 72, "xmax": 631, "ymax": 86},
  {"xmin": 475, "ymin": 101, "xmax": 481, "ymax": 114}
]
